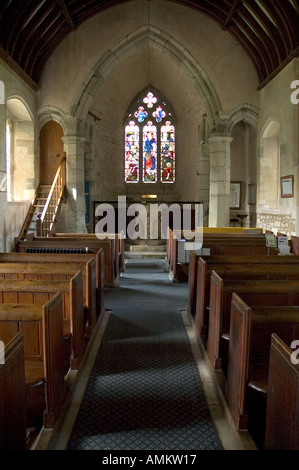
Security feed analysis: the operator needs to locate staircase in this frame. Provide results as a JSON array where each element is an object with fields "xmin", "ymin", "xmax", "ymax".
[{"xmin": 18, "ymin": 156, "xmax": 66, "ymax": 240}]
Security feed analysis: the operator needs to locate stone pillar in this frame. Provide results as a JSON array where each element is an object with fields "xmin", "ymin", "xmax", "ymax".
[
  {"xmin": 198, "ymin": 141, "xmax": 210, "ymax": 226},
  {"xmin": 0, "ymin": 81, "xmax": 5, "ymax": 172},
  {"xmin": 0, "ymin": 81, "xmax": 7, "ymax": 251},
  {"xmin": 62, "ymin": 135, "xmax": 87, "ymax": 233},
  {"xmin": 208, "ymin": 135, "xmax": 233, "ymax": 227}
]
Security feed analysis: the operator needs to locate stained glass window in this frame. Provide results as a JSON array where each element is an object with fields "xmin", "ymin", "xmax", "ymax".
[
  {"xmin": 125, "ymin": 89, "xmax": 175, "ymax": 184},
  {"xmin": 153, "ymin": 106, "xmax": 166, "ymax": 123},
  {"xmin": 143, "ymin": 121, "xmax": 157, "ymax": 183},
  {"xmin": 161, "ymin": 121, "xmax": 175, "ymax": 183},
  {"xmin": 125, "ymin": 121, "xmax": 139, "ymax": 183},
  {"xmin": 143, "ymin": 92, "xmax": 157, "ymax": 108}
]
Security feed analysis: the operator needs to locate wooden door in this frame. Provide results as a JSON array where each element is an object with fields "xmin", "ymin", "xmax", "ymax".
[{"xmin": 40, "ymin": 121, "xmax": 64, "ymax": 185}]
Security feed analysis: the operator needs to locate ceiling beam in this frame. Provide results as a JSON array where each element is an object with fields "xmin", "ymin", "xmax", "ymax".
[
  {"xmin": 244, "ymin": 0, "xmax": 285, "ymax": 63},
  {"xmin": 55, "ymin": 0, "xmax": 75, "ymax": 29},
  {"xmin": 0, "ymin": 0, "xmax": 297, "ymax": 88},
  {"xmin": 15, "ymin": 2, "xmax": 55, "ymax": 66},
  {"xmin": 224, "ymin": 0, "xmax": 242, "ymax": 28},
  {"xmin": 238, "ymin": 3, "xmax": 279, "ymax": 70}
]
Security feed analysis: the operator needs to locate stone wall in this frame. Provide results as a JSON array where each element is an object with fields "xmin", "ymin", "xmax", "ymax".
[{"xmin": 257, "ymin": 212, "xmax": 296, "ymax": 236}]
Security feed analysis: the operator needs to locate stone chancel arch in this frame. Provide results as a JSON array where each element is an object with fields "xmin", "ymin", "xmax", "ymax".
[{"xmin": 70, "ymin": 26, "xmax": 222, "ymax": 127}]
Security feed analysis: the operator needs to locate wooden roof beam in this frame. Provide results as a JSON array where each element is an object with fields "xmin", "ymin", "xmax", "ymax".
[
  {"xmin": 55, "ymin": 0, "xmax": 75, "ymax": 29},
  {"xmin": 258, "ymin": 0, "xmax": 290, "ymax": 55},
  {"xmin": 224, "ymin": 0, "xmax": 242, "ymax": 28}
]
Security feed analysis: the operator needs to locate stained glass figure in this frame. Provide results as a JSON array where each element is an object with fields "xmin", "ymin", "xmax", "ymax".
[
  {"xmin": 143, "ymin": 92, "xmax": 157, "ymax": 108},
  {"xmin": 161, "ymin": 121, "xmax": 175, "ymax": 183},
  {"xmin": 125, "ymin": 121, "xmax": 139, "ymax": 182},
  {"xmin": 125, "ymin": 90, "xmax": 175, "ymax": 184},
  {"xmin": 143, "ymin": 121, "xmax": 157, "ymax": 183},
  {"xmin": 153, "ymin": 105, "xmax": 166, "ymax": 123},
  {"xmin": 134, "ymin": 106, "xmax": 148, "ymax": 123}
]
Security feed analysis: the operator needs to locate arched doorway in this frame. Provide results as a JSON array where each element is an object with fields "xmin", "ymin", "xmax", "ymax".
[{"xmin": 40, "ymin": 121, "xmax": 64, "ymax": 185}]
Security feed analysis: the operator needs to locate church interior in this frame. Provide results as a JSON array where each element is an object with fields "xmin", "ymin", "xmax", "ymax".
[{"xmin": 0, "ymin": 0, "xmax": 299, "ymax": 453}]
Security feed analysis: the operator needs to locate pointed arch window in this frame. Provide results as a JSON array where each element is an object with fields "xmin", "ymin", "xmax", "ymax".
[{"xmin": 125, "ymin": 89, "xmax": 175, "ymax": 184}]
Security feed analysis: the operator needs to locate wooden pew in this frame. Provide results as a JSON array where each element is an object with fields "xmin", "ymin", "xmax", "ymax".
[
  {"xmin": 291, "ymin": 235, "xmax": 299, "ymax": 255},
  {"xmin": 186, "ymin": 250, "xmax": 198, "ymax": 316},
  {"xmin": 195, "ymin": 256, "xmax": 299, "ymax": 343},
  {"xmin": 265, "ymin": 333, "xmax": 299, "ymax": 450},
  {"xmin": 207, "ymin": 273, "xmax": 299, "ymax": 372},
  {"xmin": 15, "ymin": 236, "xmax": 118, "ymax": 288},
  {"xmin": 0, "ymin": 250, "xmax": 105, "ymax": 318},
  {"xmin": 0, "ymin": 332, "xmax": 27, "ymax": 450},
  {"xmin": 225, "ymin": 294, "xmax": 299, "ymax": 448},
  {"xmin": 188, "ymin": 253, "xmax": 299, "ymax": 328},
  {"xmin": 51, "ymin": 231, "xmax": 125, "ymax": 272},
  {"xmin": 169, "ymin": 230, "xmax": 273, "ymax": 282},
  {"xmin": 0, "ymin": 259, "xmax": 97, "ymax": 336},
  {"xmin": 0, "ymin": 272, "xmax": 85, "ymax": 371},
  {"xmin": 0, "ymin": 293, "xmax": 66, "ymax": 428}
]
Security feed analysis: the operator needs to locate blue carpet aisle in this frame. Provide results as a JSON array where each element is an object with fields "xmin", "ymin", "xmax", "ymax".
[{"xmin": 67, "ymin": 258, "xmax": 222, "ymax": 450}]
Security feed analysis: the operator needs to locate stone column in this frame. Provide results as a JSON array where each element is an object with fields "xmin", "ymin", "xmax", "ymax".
[
  {"xmin": 208, "ymin": 135, "xmax": 233, "ymax": 227},
  {"xmin": 0, "ymin": 81, "xmax": 7, "ymax": 251},
  {"xmin": 62, "ymin": 134, "xmax": 87, "ymax": 233},
  {"xmin": 198, "ymin": 141, "xmax": 210, "ymax": 226},
  {"xmin": 0, "ymin": 81, "xmax": 5, "ymax": 172}
]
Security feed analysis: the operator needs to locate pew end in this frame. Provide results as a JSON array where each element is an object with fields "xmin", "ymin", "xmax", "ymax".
[
  {"xmin": 265, "ymin": 333, "xmax": 299, "ymax": 450},
  {"xmin": 0, "ymin": 293, "xmax": 66, "ymax": 430},
  {"xmin": 0, "ymin": 332, "xmax": 27, "ymax": 450},
  {"xmin": 207, "ymin": 270, "xmax": 224, "ymax": 370},
  {"xmin": 225, "ymin": 293, "xmax": 299, "ymax": 448}
]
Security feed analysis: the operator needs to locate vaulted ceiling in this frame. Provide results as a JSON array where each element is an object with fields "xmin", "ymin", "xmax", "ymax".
[{"xmin": 0, "ymin": 0, "xmax": 298, "ymax": 90}]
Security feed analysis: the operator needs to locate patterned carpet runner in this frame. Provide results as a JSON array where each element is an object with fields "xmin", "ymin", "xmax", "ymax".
[{"xmin": 67, "ymin": 258, "xmax": 221, "ymax": 450}]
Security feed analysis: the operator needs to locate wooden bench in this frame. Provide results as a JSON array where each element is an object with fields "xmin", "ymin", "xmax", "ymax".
[
  {"xmin": 195, "ymin": 256, "xmax": 299, "ymax": 343},
  {"xmin": 15, "ymin": 236, "xmax": 118, "ymax": 288},
  {"xmin": 187, "ymin": 252, "xmax": 299, "ymax": 320},
  {"xmin": 0, "ymin": 272, "xmax": 85, "ymax": 371},
  {"xmin": 186, "ymin": 250, "xmax": 198, "ymax": 316},
  {"xmin": 0, "ymin": 293, "xmax": 66, "ymax": 428},
  {"xmin": 0, "ymin": 250, "xmax": 105, "ymax": 318},
  {"xmin": 0, "ymin": 332, "xmax": 27, "ymax": 449},
  {"xmin": 265, "ymin": 333, "xmax": 299, "ymax": 450},
  {"xmin": 0, "ymin": 259, "xmax": 97, "ymax": 336},
  {"xmin": 225, "ymin": 294, "xmax": 299, "ymax": 448},
  {"xmin": 207, "ymin": 273, "xmax": 299, "ymax": 372},
  {"xmin": 167, "ymin": 227, "xmax": 265, "ymax": 270},
  {"xmin": 169, "ymin": 230, "xmax": 273, "ymax": 282},
  {"xmin": 51, "ymin": 231, "xmax": 125, "ymax": 273}
]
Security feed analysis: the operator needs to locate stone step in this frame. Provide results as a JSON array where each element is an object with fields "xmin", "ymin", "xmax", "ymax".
[
  {"xmin": 129, "ymin": 244, "xmax": 166, "ymax": 253},
  {"xmin": 125, "ymin": 251, "xmax": 166, "ymax": 259}
]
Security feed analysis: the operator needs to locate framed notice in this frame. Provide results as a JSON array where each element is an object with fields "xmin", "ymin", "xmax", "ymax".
[
  {"xmin": 265, "ymin": 233, "xmax": 277, "ymax": 248},
  {"xmin": 280, "ymin": 175, "xmax": 294, "ymax": 198},
  {"xmin": 230, "ymin": 182, "xmax": 241, "ymax": 209}
]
